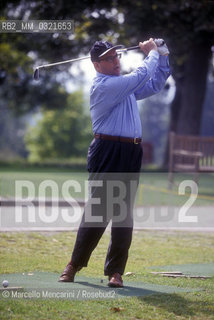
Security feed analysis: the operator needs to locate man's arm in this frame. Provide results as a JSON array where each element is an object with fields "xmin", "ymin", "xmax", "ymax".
[
  {"xmin": 134, "ymin": 55, "xmax": 171, "ymax": 100},
  {"xmin": 90, "ymin": 40, "xmax": 159, "ymax": 110}
]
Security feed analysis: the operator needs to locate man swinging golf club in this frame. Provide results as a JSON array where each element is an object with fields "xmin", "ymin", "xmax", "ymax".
[{"xmin": 59, "ymin": 38, "xmax": 170, "ymax": 287}]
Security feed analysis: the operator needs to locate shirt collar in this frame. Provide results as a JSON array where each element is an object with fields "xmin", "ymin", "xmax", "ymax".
[
  {"xmin": 96, "ymin": 71, "xmax": 107, "ymax": 77},
  {"xmin": 95, "ymin": 71, "xmax": 120, "ymax": 78}
]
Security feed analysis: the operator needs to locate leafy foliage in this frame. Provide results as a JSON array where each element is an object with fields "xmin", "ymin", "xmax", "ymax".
[
  {"xmin": 1, "ymin": 0, "xmax": 214, "ymax": 162},
  {"xmin": 25, "ymin": 90, "xmax": 92, "ymax": 161}
]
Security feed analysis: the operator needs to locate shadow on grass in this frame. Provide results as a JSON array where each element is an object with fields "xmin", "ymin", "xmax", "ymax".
[
  {"xmin": 139, "ymin": 293, "xmax": 213, "ymax": 318},
  {"xmin": 76, "ymin": 281, "xmax": 166, "ymax": 298}
]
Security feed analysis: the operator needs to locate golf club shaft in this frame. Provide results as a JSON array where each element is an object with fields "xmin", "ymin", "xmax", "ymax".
[
  {"xmin": 33, "ymin": 40, "xmax": 164, "ymax": 80},
  {"xmin": 118, "ymin": 45, "xmax": 140, "ymax": 53},
  {"xmin": 34, "ymin": 45, "xmax": 140, "ymax": 71},
  {"xmin": 38, "ymin": 55, "xmax": 91, "ymax": 69}
]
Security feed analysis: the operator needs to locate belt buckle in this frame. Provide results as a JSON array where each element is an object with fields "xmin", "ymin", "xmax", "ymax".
[{"xmin": 134, "ymin": 137, "xmax": 139, "ymax": 144}]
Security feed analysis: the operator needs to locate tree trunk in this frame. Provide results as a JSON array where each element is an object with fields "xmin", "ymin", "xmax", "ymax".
[
  {"xmin": 176, "ymin": 42, "xmax": 211, "ymax": 135},
  {"xmin": 163, "ymin": 41, "xmax": 211, "ymax": 168},
  {"xmin": 169, "ymin": 78, "xmax": 183, "ymax": 133}
]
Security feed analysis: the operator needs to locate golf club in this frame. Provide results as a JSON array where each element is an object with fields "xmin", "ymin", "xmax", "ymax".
[{"xmin": 33, "ymin": 40, "xmax": 164, "ymax": 80}]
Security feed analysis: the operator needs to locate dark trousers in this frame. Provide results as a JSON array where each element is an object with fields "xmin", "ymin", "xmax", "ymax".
[{"xmin": 71, "ymin": 138, "xmax": 142, "ymax": 276}]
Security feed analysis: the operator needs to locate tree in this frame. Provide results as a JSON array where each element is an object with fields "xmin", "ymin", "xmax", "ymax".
[
  {"xmin": 1, "ymin": 0, "xmax": 214, "ymax": 165},
  {"xmin": 115, "ymin": 0, "xmax": 214, "ymax": 135},
  {"xmin": 0, "ymin": 104, "xmax": 27, "ymax": 159},
  {"xmin": 25, "ymin": 90, "xmax": 92, "ymax": 161},
  {"xmin": 2, "ymin": 1, "xmax": 214, "ymax": 126}
]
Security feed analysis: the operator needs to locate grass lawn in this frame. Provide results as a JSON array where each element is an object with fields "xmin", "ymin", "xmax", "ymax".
[
  {"xmin": 0, "ymin": 230, "xmax": 214, "ymax": 319},
  {"xmin": 0, "ymin": 166, "xmax": 214, "ymax": 206}
]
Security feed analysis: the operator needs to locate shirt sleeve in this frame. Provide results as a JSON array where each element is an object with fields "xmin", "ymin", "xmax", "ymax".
[
  {"xmin": 134, "ymin": 55, "xmax": 171, "ymax": 100},
  {"xmin": 90, "ymin": 50, "xmax": 160, "ymax": 111}
]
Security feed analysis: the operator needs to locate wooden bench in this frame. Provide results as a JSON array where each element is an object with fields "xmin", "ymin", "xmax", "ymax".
[{"xmin": 168, "ymin": 131, "xmax": 214, "ymax": 187}]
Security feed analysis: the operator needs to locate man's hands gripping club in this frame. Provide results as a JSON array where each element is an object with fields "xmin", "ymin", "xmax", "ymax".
[{"xmin": 139, "ymin": 38, "xmax": 169, "ymax": 56}]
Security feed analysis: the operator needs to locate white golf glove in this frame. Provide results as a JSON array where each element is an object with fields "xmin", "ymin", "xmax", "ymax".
[{"xmin": 155, "ymin": 38, "xmax": 170, "ymax": 55}]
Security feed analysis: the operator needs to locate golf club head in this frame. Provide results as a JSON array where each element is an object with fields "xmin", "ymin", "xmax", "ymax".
[{"xmin": 33, "ymin": 68, "xmax": 40, "ymax": 81}]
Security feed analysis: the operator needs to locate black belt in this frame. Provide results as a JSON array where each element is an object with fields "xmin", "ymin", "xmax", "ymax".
[{"xmin": 94, "ymin": 134, "xmax": 142, "ymax": 144}]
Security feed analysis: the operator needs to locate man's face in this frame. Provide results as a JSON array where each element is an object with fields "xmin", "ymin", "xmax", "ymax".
[{"xmin": 94, "ymin": 49, "xmax": 121, "ymax": 76}]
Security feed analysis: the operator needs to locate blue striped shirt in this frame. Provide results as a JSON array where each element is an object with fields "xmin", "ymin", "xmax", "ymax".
[{"xmin": 90, "ymin": 50, "xmax": 170, "ymax": 138}]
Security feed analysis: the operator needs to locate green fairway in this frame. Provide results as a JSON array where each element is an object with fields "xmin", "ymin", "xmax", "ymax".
[
  {"xmin": 0, "ymin": 231, "xmax": 214, "ymax": 319},
  {"xmin": 0, "ymin": 166, "xmax": 214, "ymax": 206}
]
